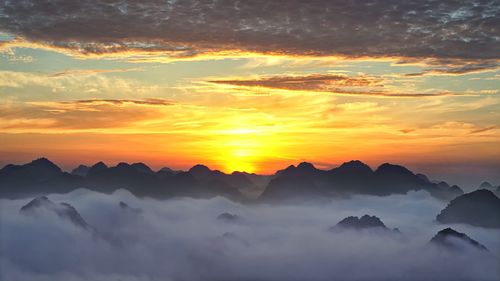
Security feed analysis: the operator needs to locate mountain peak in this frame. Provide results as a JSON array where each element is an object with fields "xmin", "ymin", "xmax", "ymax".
[
  {"xmin": 436, "ymin": 189, "xmax": 500, "ymax": 228},
  {"xmin": 20, "ymin": 196, "xmax": 54, "ymax": 212},
  {"xmin": 31, "ymin": 157, "xmax": 51, "ymax": 163},
  {"xmin": 430, "ymin": 228, "xmax": 487, "ymax": 251},
  {"xmin": 131, "ymin": 162, "xmax": 153, "ymax": 173},
  {"xmin": 336, "ymin": 160, "xmax": 372, "ymax": 173},
  {"xmin": 116, "ymin": 162, "xmax": 130, "ymax": 168},
  {"xmin": 90, "ymin": 161, "xmax": 108, "ymax": 170},
  {"xmin": 29, "ymin": 157, "xmax": 61, "ymax": 170},
  {"xmin": 479, "ymin": 181, "xmax": 493, "ymax": 189},
  {"xmin": 159, "ymin": 167, "xmax": 174, "ymax": 173},
  {"xmin": 297, "ymin": 162, "xmax": 316, "ymax": 170},
  {"xmin": 330, "ymin": 214, "xmax": 389, "ymax": 232},
  {"xmin": 71, "ymin": 164, "xmax": 90, "ymax": 177},
  {"xmin": 20, "ymin": 196, "xmax": 90, "ymax": 229},
  {"xmin": 375, "ymin": 163, "xmax": 412, "ymax": 175},
  {"xmin": 462, "ymin": 189, "xmax": 498, "ymax": 202},
  {"xmin": 189, "ymin": 164, "xmax": 211, "ymax": 173}
]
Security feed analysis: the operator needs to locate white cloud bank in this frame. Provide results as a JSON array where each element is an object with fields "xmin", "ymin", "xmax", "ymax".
[{"xmin": 0, "ymin": 189, "xmax": 499, "ymax": 281}]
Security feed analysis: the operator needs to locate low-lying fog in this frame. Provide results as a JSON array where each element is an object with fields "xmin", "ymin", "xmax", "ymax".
[{"xmin": 1, "ymin": 189, "xmax": 499, "ymax": 281}]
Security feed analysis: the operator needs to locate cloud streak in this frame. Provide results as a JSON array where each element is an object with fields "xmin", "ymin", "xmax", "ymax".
[
  {"xmin": 404, "ymin": 60, "xmax": 500, "ymax": 77},
  {"xmin": 207, "ymin": 74, "xmax": 473, "ymax": 98},
  {"xmin": 0, "ymin": 0, "xmax": 499, "ymax": 60}
]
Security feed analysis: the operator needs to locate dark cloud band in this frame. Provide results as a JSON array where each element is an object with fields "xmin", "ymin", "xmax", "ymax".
[
  {"xmin": 1, "ymin": 0, "xmax": 499, "ymax": 59},
  {"xmin": 208, "ymin": 74, "xmax": 471, "ymax": 98}
]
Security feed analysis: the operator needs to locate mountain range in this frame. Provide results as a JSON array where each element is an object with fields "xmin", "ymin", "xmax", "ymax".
[
  {"xmin": 259, "ymin": 161, "xmax": 465, "ymax": 201},
  {"xmin": 0, "ymin": 157, "xmax": 489, "ymax": 202}
]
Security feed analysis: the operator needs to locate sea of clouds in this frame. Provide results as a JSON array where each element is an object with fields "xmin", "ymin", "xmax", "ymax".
[{"xmin": 0, "ymin": 189, "xmax": 499, "ymax": 281}]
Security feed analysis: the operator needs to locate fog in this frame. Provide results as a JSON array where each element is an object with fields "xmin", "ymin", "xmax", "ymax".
[{"xmin": 1, "ymin": 189, "xmax": 499, "ymax": 281}]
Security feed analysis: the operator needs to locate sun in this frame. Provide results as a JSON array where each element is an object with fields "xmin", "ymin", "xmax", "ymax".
[{"xmin": 210, "ymin": 125, "xmax": 281, "ymax": 173}]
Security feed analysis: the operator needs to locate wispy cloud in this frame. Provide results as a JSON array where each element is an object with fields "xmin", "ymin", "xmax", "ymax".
[
  {"xmin": 404, "ymin": 60, "xmax": 500, "ymax": 77},
  {"xmin": 469, "ymin": 126, "xmax": 496, "ymax": 134},
  {"xmin": 57, "ymin": 99, "xmax": 174, "ymax": 106},
  {"xmin": 209, "ymin": 74, "xmax": 382, "ymax": 90},
  {"xmin": 49, "ymin": 68, "xmax": 143, "ymax": 77},
  {"xmin": 207, "ymin": 74, "xmax": 474, "ymax": 98}
]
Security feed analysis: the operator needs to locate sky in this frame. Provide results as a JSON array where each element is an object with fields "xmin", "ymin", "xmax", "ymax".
[{"xmin": 0, "ymin": 0, "xmax": 499, "ymax": 187}]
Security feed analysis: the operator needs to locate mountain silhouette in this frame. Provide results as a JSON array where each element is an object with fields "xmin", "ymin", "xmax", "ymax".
[
  {"xmin": 20, "ymin": 196, "xmax": 91, "ymax": 230},
  {"xmin": 0, "ymin": 158, "xmax": 247, "ymax": 200},
  {"xmin": 259, "ymin": 161, "xmax": 463, "ymax": 201},
  {"xmin": 87, "ymin": 161, "xmax": 108, "ymax": 175},
  {"xmin": 332, "ymin": 215, "xmax": 387, "ymax": 230},
  {"xmin": 0, "ymin": 158, "xmax": 467, "ymax": 202},
  {"xmin": 478, "ymin": 181, "xmax": 494, "ymax": 190},
  {"xmin": 189, "ymin": 164, "xmax": 257, "ymax": 190},
  {"xmin": 217, "ymin": 212, "xmax": 240, "ymax": 222},
  {"xmin": 436, "ymin": 189, "xmax": 500, "ymax": 228},
  {"xmin": 70, "ymin": 164, "xmax": 90, "ymax": 177},
  {"xmin": 429, "ymin": 228, "xmax": 487, "ymax": 251},
  {"xmin": 0, "ymin": 158, "xmax": 84, "ymax": 198}
]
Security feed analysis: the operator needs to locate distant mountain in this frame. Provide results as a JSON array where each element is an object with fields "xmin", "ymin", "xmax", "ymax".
[
  {"xmin": 0, "ymin": 157, "xmax": 61, "ymax": 184},
  {"xmin": 216, "ymin": 212, "xmax": 240, "ymax": 222},
  {"xmin": 329, "ymin": 215, "xmax": 402, "ymax": 234},
  {"xmin": 429, "ymin": 228, "xmax": 487, "ymax": 251},
  {"xmin": 259, "ymin": 161, "xmax": 463, "ymax": 201},
  {"xmin": 70, "ymin": 164, "xmax": 90, "ymax": 177},
  {"xmin": 331, "ymin": 215, "xmax": 387, "ymax": 230},
  {"xmin": 0, "ymin": 158, "xmax": 84, "ymax": 198},
  {"xmin": 158, "ymin": 166, "xmax": 181, "ymax": 174},
  {"xmin": 436, "ymin": 189, "xmax": 500, "ymax": 228},
  {"xmin": 478, "ymin": 181, "xmax": 494, "ymax": 190},
  {"xmin": 87, "ymin": 161, "xmax": 108, "ymax": 175},
  {"xmin": 0, "ymin": 158, "xmax": 470, "ymax": 202},
  {"xmin": 20, "ymin": 196, "xmax": 91, "ymax": 230},
  {"xmin": 189, "ymin": 164, "xmax": 257, "ymax": 190},
  {"xmin": 259, "ymin": 162, "xmax": 329, "ymax": 200},
  {"xmin": 0, "ymin": 158, "xmax": 245, "ymax": 201}
]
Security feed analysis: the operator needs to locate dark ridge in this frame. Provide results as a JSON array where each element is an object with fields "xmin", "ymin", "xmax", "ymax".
[
  {"xmin": 130, "ymin": 162, "xmax": 154, "ymax": 174},
  {"xmin": 87, "ymin": 161, "xmax": 108, "ymax": 176},
  {"xmin": 332, "ymin": 215, "xmax": 387, "ymax": 230},
  {"xmin": 20, "ymin": 196, "xmax": 90, "ymax": 230},
  {"xmin": 478, "ymin": 181, "xmax": 493, "ymax": 189},
  {"xmin": 436, "ymin": 189, "xmax": 500, "ymax": 228},
  {"xmin": 217, "ymin": 212, "xmax": 240, "ymax": 222},
  {"xmin": 334, "ymin": 160, "xmax": 373, "ymax": 174},
  {"xmin": 430, "ymin": 228, "xmax": 488, "ymax": 251},
  {"xmin": 20, "ymin": 196, "xmax": 54, "ymax": 212},
  {"xmin": 71, "ymin": 164, "xmax": 90, "ymax": 177}
]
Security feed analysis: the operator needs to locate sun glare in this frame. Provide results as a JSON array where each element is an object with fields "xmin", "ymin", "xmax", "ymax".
[{"xmin": 211, "ymin": 125, "xmax": 281, "ymax": 173}]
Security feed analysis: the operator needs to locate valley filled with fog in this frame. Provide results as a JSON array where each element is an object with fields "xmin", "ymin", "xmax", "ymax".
[{"xmin": 1, "ymin": 188, "xmax": 498, "ymax": 281}]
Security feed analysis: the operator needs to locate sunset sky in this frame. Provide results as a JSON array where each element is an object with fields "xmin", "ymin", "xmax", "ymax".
[{"xmin": 0, "ymin": 1, "xmax": 499, "ymax": 187}]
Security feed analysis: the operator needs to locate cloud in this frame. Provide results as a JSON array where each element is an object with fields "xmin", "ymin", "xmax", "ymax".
[
  {"xmin": 207, "ymin": 74, "xmax": 473, "ymax": 98},
  {"xmin": 0, "ymin": 99, "xmax": 174, "ymax": 132},
  {"xmin": 49, "ymin": 68, "xmax": 143, "ymax": 78},
  {"xmin": 404, "ymin": 60, "xmax": 500, "ymax": 77},
  {"xmin": 208, "ymin": 74, "xmax": 383, "ymax": 90},
  {"xmin": 57, "ymin": 98, "xmax": 174, "ymax": 106},
  {"xmin": 0, "ymin": 1, "xmax": 498, "ymax": 60},
  {"xmin": 469, "ymin": 126, "xmax": 496, "ymax": 134},
  {"xmin": 0, "ymin": 70, "xmax": 164, "ymax": 101},
  {"xmin": 0, "ymin": 189, "xmax": 499, "ymax": 281}
]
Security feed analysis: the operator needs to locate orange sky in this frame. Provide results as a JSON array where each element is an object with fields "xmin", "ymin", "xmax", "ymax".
[{"xmin": 0, "ymin": 1, "xmax": 499, "ymax": 187}]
